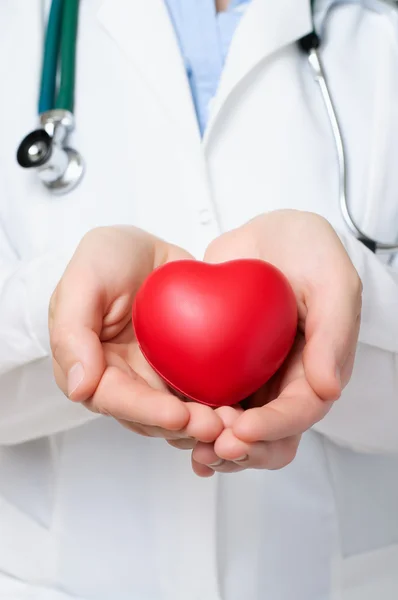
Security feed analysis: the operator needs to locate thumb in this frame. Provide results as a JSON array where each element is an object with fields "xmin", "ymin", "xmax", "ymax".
[
  {"xmin": 49, "ymin": 277, "xmax": 106, "ymax": 402},
  {"xmin": 303, "ymin": 283, "xmax": 362, "ymax": 401}
]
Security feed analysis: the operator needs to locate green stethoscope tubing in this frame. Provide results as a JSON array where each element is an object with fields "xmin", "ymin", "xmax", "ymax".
[
  {"xmin": 38, "ymin": 0, "xmax": 80, "ymax": 114},
  {"xmin": 37, "ymin": 0, "xmax": 313, "ymax": 116}
]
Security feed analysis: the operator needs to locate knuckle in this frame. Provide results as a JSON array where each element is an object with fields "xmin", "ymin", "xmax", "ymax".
[{"xmin": 167, "ymin": 439, "xmax": 196, "ymax": 450}]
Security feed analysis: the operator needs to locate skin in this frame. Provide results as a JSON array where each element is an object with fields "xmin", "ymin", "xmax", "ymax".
[
  {"xmin": 49, "ymin": 210, "xmax": 362, "ymax": 477},
  {"xmin": 216, "ymin": 0, "xmax": 231, "ymax": 11},
  {"xmin": 49, "ymin": 226, "xmax": 224, "ymax": 444},
  {"xmin": 177, "ymin": 211, "xmax": 362, "ymax": 475}
]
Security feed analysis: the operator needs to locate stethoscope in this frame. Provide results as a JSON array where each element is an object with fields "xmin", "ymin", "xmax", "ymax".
[
  {"xmin": 301, "ymin": 0, "xmax": 398, "ymax": 254},
  {"xmin": 16, "ymin": 0, "xmax": 83, "ymax": 194},
  {"xmin": 16, "ymin": 0, "xmax": 398, "ymax": 253}
]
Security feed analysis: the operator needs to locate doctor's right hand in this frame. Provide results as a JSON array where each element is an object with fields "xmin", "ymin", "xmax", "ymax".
[{"xmin": 48, "ymin": 226, "xmax": 224, "ymax": 444}]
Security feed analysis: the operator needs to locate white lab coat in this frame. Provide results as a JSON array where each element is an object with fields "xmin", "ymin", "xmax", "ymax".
[{"xmin": 0, "ymin": 0, "xmax": 397, "ymax": 598}]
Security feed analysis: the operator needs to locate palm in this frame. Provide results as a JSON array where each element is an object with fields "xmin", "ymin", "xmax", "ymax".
[
  {"xmin": 93, "ymin": 296, "xmax": 224, "ymax": 443},
  {"xmin": 191, "ymin": 334, "xmax": 333, "ymax": 476},
  {"xmin": 233, "ymin": 332, "xmax": 334, "ymax": 446},
  {"xmin": 247, "ymin": 335, "xmax": 306, "ymax": 410},
  {"xmin": 100, "ymin": 316, "xmax": 168, "ymax": 394}
]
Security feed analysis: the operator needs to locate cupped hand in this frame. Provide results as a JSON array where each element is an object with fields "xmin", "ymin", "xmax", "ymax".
[
  {"xmin": 49, "ymin": 226, "xmax": 223, "ymax": 444},
  {"xmin": 190, "ymin": 210, "xmax": 362, "ymax": 476}
]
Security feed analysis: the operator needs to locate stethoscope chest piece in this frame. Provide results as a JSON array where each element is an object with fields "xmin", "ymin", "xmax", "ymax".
[{"xmin": 17, "ymin": 109, "xmax": 84, "ymax": 194}]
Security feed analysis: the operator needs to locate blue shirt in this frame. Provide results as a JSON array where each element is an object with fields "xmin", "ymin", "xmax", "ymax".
[{"xmin": 164, "ymin": 0, "xmax": 251, "ymax": 136}]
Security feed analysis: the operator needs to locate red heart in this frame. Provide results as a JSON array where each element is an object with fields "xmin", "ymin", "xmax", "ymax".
[{"xmin": 132, "ymin": 259, "xmax": 297, "ymax": 407}]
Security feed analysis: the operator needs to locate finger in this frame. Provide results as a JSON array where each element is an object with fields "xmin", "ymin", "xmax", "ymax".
[
  {"xmin": 214, "ymin": 405, "xmax": 244, "ymax": 428},
  {"xmin": 184, "ymin": 402, "xmax": 224, "ymax": 442},
  {"xmin": 191, "ymin": 456, "xmax": 216, "ymax": 478},
  {"xmin": 191, "ymin": 453, "xmax": 242, "ymax": 475},
  {"xmin": 119, "ymin": 401, "xmax": 224, "ymax": 443},
  {"xmin": 233, "ymin": 377, "xmax": 333, "ymax": 442},
  {"xmin": 87, "ymin": 365, "xmax": 190, "ymax": 430},
  {"xmin": 120, "ymin": 415, "xmax": 221, "ymax": 444},
  {"xmin": 117, "ymin": 421, "xmax": 197, "ymax": 446},
  {"xmin": 191, "ymin": 407, "xmax": 244, "ymax": 472},
  {"xmin": 119, "ymin": 421, "xmax": 195, "ymax": 442},
  {"xmin": 215, "ymin": 429, "xmax": 300, "ymax": 470},
  {"xmin": 192, "ymin": 442, "xmax": 225, "ymax": 468},
  {"xmin": 126, "ymin": 404, "xmax": 241, "ymax": 446},
  {"xmin": 117, "ymin": 421, "xmax": 153, "ymax": 437},
  {"xmin": 50, "ymin": 282, "xmax": 106, "ymax": 402},
  {"xmin": 53, "ymin": 338, "xmax": 138, "ymax": 402},
  {"xmin": 192, "ymin": 440, "xmax": 244, "ymax": 473},
  {"xmin": 48, "ymin": 243, "xmax": 135, "ymax": 403},
  {"xmin": 167, "ymin": 439, "xmax": 197, "ymax": 450},
  {"xmin": 213, "ymin": 429, "xmax": 249, "ymax": 462}
]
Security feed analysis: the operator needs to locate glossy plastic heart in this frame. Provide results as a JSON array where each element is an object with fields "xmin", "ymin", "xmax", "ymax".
[{"xmin": 132, "ymin": 259, "xmax": 297, "ymax": 407}]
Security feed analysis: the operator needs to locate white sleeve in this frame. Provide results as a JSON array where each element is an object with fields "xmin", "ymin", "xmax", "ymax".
[
  {"xmin": 0, "ymin": 219, "xmax": 97, "ymax": 446},
  {"xmin": 312, "ymin": 232, "xmax": 398, "ymax": 455}
]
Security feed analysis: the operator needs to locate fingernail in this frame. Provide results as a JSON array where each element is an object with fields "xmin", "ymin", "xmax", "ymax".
[
  {"xmin": 208, "ymin": 459, "xmax": 224, "ymax": 468},
  {"xmin": 234, "ymin": 455, "xmax": 249, "ymax": 463},
  {"xmin": 67, "ymin": 363, "xmax": 85, "ymax": 398}
]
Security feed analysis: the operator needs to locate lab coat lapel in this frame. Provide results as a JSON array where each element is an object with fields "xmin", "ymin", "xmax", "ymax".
[
  {"xmin": 203, "ymin": 0, "xmax": 313, "ymax": 144},
  {"xmin": 96, "ymin": 0, "xmax": 313, "ymax": 146},
  {"xmin": 97, "ymin": 0, "xmax": 200, "ymax": 144}
]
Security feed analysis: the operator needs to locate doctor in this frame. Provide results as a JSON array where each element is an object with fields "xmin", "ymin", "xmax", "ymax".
[{"xmin": 0, "ymin": 1, "xmax": 398, "ymax": 599}]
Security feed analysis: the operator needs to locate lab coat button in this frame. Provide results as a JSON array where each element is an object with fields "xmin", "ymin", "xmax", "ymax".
[{"xmin": 198, "ymin": 209, "xmax": 213, "ymax": 225}]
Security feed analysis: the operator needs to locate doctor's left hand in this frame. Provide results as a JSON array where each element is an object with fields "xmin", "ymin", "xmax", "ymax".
[
  {"xmin": 190, "ymin": 210, "xmax": 362, "ymax": 476},
  {"xmin": 49, "ymin": 226, "xmax": 224, "ymax": 445}
]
